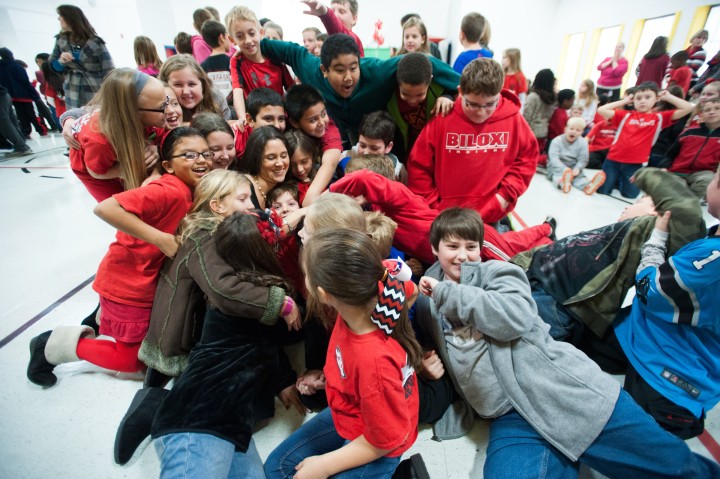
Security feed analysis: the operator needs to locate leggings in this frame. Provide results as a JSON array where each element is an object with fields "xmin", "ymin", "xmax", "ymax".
[{"xmin": 76, "ymin": 338, "xmax": 144, "ymax": 372}]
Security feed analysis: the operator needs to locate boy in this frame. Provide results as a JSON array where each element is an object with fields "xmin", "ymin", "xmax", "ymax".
[
  {"xmin": 547, "ymin": 88, "xmax": 575, "ymax": 142},
  {"xmin": 364, "ymin": 210, "xmax": 398, "ymax": 259},
  {"xmin": 596, "ymin": 83, "xmax": 693, "ymax": 198},
  {"xmin": 259, "ymin": 33, "xmax": 459, "ymax": 146},
  {"xmin": 285, "ymin": 84, "xmax": 342, "ymax": 205},
  {"xmin": 302, "ymin": 26, "xmax": 322, "ymax": 55},
  {"xmin": 315, "ymin": 33, "xmax": 328, "ymax": 56},
  {"xmin": 389, "ymin": 53, "xmax": 455, "ymax": 162},
  {"xmin": 200, "ymin": 20, "xmax": 232, "ymax": 101},
  {"xmin": 344, "ymin": 153, "xmax": 395, "ymax": 180},
  {"xmin": 413, "ymin": 207, "xmax": 719, "ymax": 478},
  {"xmin": 339, "ymin": 111, "xmax": 405, "ymax": 181},
  {"xmin": 452, "ymin": 12, "xmax": 493, "ymax": 74},
  {"xmin": 666, "ymin": 97, "xmax": 720, "ymax": 199},
  {"xmin": 407, "ymin": 58, "xmax": 537, "ymax": 225},
  {"xmin": 667, "ymin": 51, "xmax": 693, "ymax": 96},
  {"xmin": 225, "ymin": 6, "xmax": 294, "ymax": 126},
  {"xmin": 233, "ymin": 87, "xmax": 286, "ymax": 158},
  {"xmin": 302, "ymin": 0, "xmax": 364, "ymax": 56},
  {"xmin": 586, "ymin": 93, "xmax": 615, "ymax": 168},
  {"xmin": 547, "ymin": 117, "xmax": 606, "ymax": 194},
  {"xmin": 190, "ymin": 8, "xmax": 213, "ymax": 63},
  {"xmin": 268, "ymin": 182, "xmax": 301, "ymax": 219}
]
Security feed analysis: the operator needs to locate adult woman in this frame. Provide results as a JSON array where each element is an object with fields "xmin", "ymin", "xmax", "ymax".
[
  {"xmin": 50, "ymin": 4, "xmax": 114, "ymax": 109},
  {"xmin": 635, "ymin": 36, "xmax": 669, "ymax": 87},
  {"xmin": 596, "ymin": 42, "xmax": 628, "ymax": 101},
  {"xmin": 685, "ymin": 29, "xmax": 709, "ymax": 88},
  {"xmin": 236, "ymin": 126, "xmax": 290, "ymax": 210}
]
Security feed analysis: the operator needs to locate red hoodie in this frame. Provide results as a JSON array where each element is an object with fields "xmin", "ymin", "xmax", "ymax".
[{"xmin": 407, "ymin": 92, "xmax": 538, "ymax": 224}]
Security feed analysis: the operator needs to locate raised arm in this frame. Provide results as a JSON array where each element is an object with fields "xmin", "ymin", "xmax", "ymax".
[
  {"xmin": 657, "ymin": 90, "xmax": 694, "ymax": 120},
  {"xmin": 598, "ymin": 95, "xmax": 632, "ymax": 120}
]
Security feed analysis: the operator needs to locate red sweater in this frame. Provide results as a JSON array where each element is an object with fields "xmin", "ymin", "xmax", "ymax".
[
  {"xmin": 586, "ymin": 119, "xmax": 617, "ymax": 152},
  {"xmin": 407, "ymin": 92, "xmax": 538, "ymax": 223},
  {"xmin": 667, "ymin": 123, "xmax": 720, "ymax": 174}
]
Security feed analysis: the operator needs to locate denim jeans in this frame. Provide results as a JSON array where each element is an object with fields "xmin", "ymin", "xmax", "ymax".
[
  {"xmin": 154, "ymin": 433, "xmax": 265, "ymax": 479},
  {"xmin": 484, "ymin": 390, "xmax": 720, "ymax": 479},
  {"xmin": 264, "ymin": 408, "xmax": 401, "ymax": 479},
  {"xmin": 597, "ymin": 159, "xmax": 641, "ymax": 198},
  {"xmin": 531, "ymin": 286, "xmax": 585, "ymax": 345}
]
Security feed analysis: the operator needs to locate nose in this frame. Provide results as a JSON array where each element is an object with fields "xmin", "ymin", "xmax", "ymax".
[
  {"xmin": 273, "ymin": 119, "xmax": 282, "ymax": 129},
  {"xmin": 343, "ymin": 71, "xmax": 352, "ymax": 82},
  {"xmin": 457, "ymin": 249, "xmax": 468, "ymax": 261}
]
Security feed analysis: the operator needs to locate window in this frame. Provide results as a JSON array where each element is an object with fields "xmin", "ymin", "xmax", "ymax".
[
  {"xmin": 699, "ymin": 5, "xmax": 720, "ymax": 77},
  {"xmin": 625, "ymin": 14, "xmax": 676, "ymax": 87},
  {"xmin": 559, "ymin": 32, "xmax": 585, "ymax": 90},
  {"xmin": 590, "ymin": 26, "xmax": 623, "ymax": 86}
]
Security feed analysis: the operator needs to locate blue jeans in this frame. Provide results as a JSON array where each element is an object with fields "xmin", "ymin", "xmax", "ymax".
[
  {"xmin": 264, "ymin": 408, "xmax": 401, "ymax": 479},
  {"xmin": 532, "ymin": 286, "xmax": 584, "ymax": 345},
  {"xmin": 597, "ymin": 159, "xmax": 641, "ymax": 198},
  {"xmin": 484, "ymin": 390, "xmax": 720, "ymax": 479},
  {"xmin": 154, "ymin": 433, "xmax": 265, "ymax": 479}
]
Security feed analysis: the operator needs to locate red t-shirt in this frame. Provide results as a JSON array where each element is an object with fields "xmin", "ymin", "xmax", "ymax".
[
  {"xmin": 503, "ymin": 72, "xmax": 528, "ymax": 95},
  {"xmin": 547, "ymin": 108, "xmax": 569, "ymax": 141},
  {"xmin": 229, "ymin": 54, "xmax": 294, "ymax": 98},
  {"xmin": 586, "ymin": 119, "xmax": 617, "ymax": 152},
  {"xmin": 607, "ymin": 109, "xmax": 675, "ymax": 164},
  {"xmin": 397, "ymin": 93, "xmax": 427, "ymax": 154},
  {"xmin": 669, "ymin": 66, "xmax": 693, "ymax": 95},
  {"xmin": 320, "ymin": 118, "xmax": 343, "ymax": 152},
  {"xmin": 233, "ymin": 123, "xmax": 252, "ymax": 160},
  {"xmin": 324, "ymin": 305, "xmax": 419, "ymax": 457},
  {"xmin": 93, "ymin": 174, "xmax": 193, "ymax": 308}
]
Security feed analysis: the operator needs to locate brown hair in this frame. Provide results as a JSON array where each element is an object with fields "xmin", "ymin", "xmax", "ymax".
[
  {"xmin": 430, "ymin": 207, "xmax": 485, "ymax": 249},
  {"xmin": 159, "ymin": 54, "xmax": 221, "ymax": 121},
  {"xmin": 57, "ymin": 4, "xmax": 97, "ymax": 45},
  {"xmin": 397, "ymin": 17, "xmax": 429, "ymax": 55},
  {"xmin": 193, "ymin": 8, "xmax": 213, "ymax": 32},
  {"xmin": 267, "ymin": 181, "xmax": 299, "ymax": 205},
  {"xmin": 365, "ymin": 210, "xmax": 397, "ymax": 258},
  {"xmin": 503, "ymin": 48, "xmax": 522, "ymax": 74},
  {"xmin": 461, "ymin": 12, "xmax": 491, "ymax": 46},
  {"xmin": 460, "ymin": 58, "xmax": 504, "ymax": 96},
  {"xmin": 133, "ymin": 36, "xmax": 162, "ymax": 70},
  {"xmin": 345, "ymin": 153, "xmax": 395, "ymax": 181}
]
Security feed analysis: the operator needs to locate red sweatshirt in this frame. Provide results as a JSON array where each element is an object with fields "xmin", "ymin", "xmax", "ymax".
[{"xmin": 407, "ymin": 92, "xmax": 538, "ymax": 223}]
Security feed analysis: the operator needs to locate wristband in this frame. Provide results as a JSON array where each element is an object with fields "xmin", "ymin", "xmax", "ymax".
[{"xmin": 281, "ymin": 297, "xmax": 294, "ymax": 316}]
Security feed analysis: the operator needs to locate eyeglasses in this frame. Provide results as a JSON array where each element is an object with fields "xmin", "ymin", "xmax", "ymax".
[
  {"xmin": 171, "ymin": 151, "xmax": 214, "ymax": 161},
  {"xmin": 139, "ymin": 96, "xmax": 170, "ymax": 114},
  {"xmin": 463, "ymin": 96, "xmax": 500, "ymax": 111}
]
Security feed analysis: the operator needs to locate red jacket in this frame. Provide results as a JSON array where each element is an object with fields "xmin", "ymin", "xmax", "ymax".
[
  {"xmin": 407, "ymin": 92, "xmax": 538, "ymax": 223},
  {"xmin": 667, "ymin": 123, "xmax": 720, "ymax": 174},
  {"xmin": 330, "ymin": 170, "xmax": 551, "ymax": 264}
]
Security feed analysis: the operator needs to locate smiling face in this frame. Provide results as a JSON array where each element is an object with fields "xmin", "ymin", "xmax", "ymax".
[
  {"xmin": 632, "ymin": 90, "xmax": 658, "ymax": 113},
  {"xmin": 290, "ymin": 147, "xmax": 314, "ymax": 182},
  {"xmin": 403, "ymin": 26, "xmax": 425, "ymax": 53},
  {"xmin": 229, "ymin": 19, "xmax": 263, "ymax": 61},
  {"xmin": 398, "ymin": 82, "xmax": 429, "ymax": 107},
  {"xmin": 162, "ymin": 136, "xmax": 211, "ymax": 189},
  {"xmin": 431, "ymin": 236, "xmax": 481, "ymax": 283},
  {"xmin": 322, "ymin": 53, "xmax": 360, "ymax": 98},
  {"xmin": 163, "ymin": 87, "xmax": 182, "ymax": 129},
  {"xmin": 294, "ymin": 102, "xmax": 327, "ymax": 139},
  {"xmin": 271, "ymin": 190, "xmax": 300, "ymax": 218},
  {"xmin": 167, "ymin": 68, "xmax": 203, "ymax": 113},
  {"xmin": 258, "ymin": 139, "xmax": 289, "ymax": 186},
  {"xmin": 249, "ymin": 105, "xmax": 286, "ymax": 131},
  {"xmin": 206, "ymin": 131, "xmax": 236, "ymax": 170},
  {"xmin": 218, "ymin": 183, "xmax": 254, "ymax": 217}
]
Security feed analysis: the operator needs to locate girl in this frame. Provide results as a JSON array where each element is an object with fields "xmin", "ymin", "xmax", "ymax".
[
  {"xmin": 26, "ymin": 127, "xmax": 212, "ymax": 388},
  {"xmin": 636, "ymin": 36, "xmax": 670, "ymax": 87},
  {"xmin": 264, "ymin": 228, "xmax": 422, "ymax": 479},
  {"xmin": 69, "ymin": 68, "xmax": 169, "ymax": 201},
  {"xmin": 159, "ymin": 54, "xmax": 231, "ymax": 123},
  {"xmin": 162, "ymin": 85, "xmax": 182, "ymax": 129},
  {"xmin": 502, "ymin": 48, "xmax": 527, "ymax": 106},
  {"xmin": 264, "ymin": 21, "xmax": 284, "ymax": 40},
  {"xmin": 396, "ymin": 17, "xmax": 429, "ymax": 55},
  {"xmin": 523, "ymin": 69, "xmax": 556, "ymax": 153},
  {"xmin": 576, "ymin": 79, "xmax": 598, "ymax": 130},
  {"xmin": 237, "ymin": 126, "xmax": 290, "ymax": 210},
  {"xmin": 134, "ymin": 36, "xmax": 163, "ymax": 77},
  {"xmin": 685, "ymin": 29, "xmax": 708, "ymax": 88},
  {"xmin": 191, "ymin": 112, "xmax": 237, "ymax": 169},
  {"xmin": 49, "ymin": 4, "xmax": 114, "ymax": 109},
  {"xmin": 285, "ymin": 128, "xmax": 320, "ymax": 204},
  {"xmin": 686, "ymin": 81, "xmax": 720, "ymax": 128}
]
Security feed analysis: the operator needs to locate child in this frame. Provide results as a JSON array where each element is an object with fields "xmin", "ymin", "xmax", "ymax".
[
  {"xmin": 302, "ymin": 26, "xmax": 322, "ymax": 54},
  {"xmin": 268, "ymin": 181, "xmax": 301, "ymax": 219},
  {"xmin": 523, "ymin": 68, "xmax": 556, "ymax": 153},
  {"xmin": 453, "ymin": 12, "xmax": 493, "ymax": 74},
  {"xmin": 284, "ymin": 128, "xmax": 320, "ymax": 203},
  {"xmin": 225, "ymin": 6, "xmax": 294, "ymax": 126},
  {"xmin": 190, "ymin": 8, "xmax": 213, "ymax": 64},
  {"xmin": 264, "ymin": 21, "xmax": 284, "ymax": 40},
  {"xmin": 396, "ymin": 17, "xmax": 429, "ymax": 55},
  {"xmin": 27, "ymin": 127, "xmax": 211, "ymax": 387},
  {"xmin": 365, "ymin": 210, "xmax": 398, "ymax": 259},
  {"xmin": 264, "ymin": 228, "xmax": 422, "ymax": 479},
  {"xmin": 199, "ymin": 20, "xmax": 232, "ymax": 102},
  {"xmin": 547, "ymin": 117, "xmax": 606, "ymax": 194},
  {"xmin": 686, "ymin": 30, "xmax": 709, "ymax": 88},
  {"xmin": 315, "ymin": 33, "xmax": 328, "ymax": 56},
  {"xmin": 414, "ymin": 207, "xmax": 720, "ymax": 478},
  {"xmin": 547, "ymin": 88, "xmax": 575, "ymax": 142},
  {"xmin": 686, "ymin": 81, "xmax": 720, "ymax": 128},
  {"xmin": 301, "ymin": 0, "xmax": 364, "ymax": 56},
  {"xmin": 133, "ymin": 36, "xmax": 162, "ymax": 77},
  {"xmin": 586, "ymin": 94, "xmax": 616, "ymax": 169},
  {"xmin": 569, "ymin": 103, "xmax": 584, "ymax": 118},
  {"xmin": 285, "ymin": 84, "xmax": 342, "ymax": 205},
  {"xmin": 191, "ymin": 112, "xmax": 237, "ymax": 170},
  {"xmin": 174, "ymin": 32, "xmax": 192, "ymax": 55},
  {"xmin": 345, "ymin": 153, "xmax": 396, "ymax": 181},
  {"xmin": 160, "ymin": 54, "xmax": 230, "ymax": 123},
  {"xmin": 667, "ymin": 50, "xmax": 693, "ymax": 96},
  {"xmin": 388, "ymin": 53, "xmax": 455, "ymax": 162},
  {"xmin": 502, "ymin": 48, "xmax": 527, "ymax": 106},
  {"xmin": 233, "ymin": 87, "xmax": 287, "ymax": 158},
  {"xmin": 666, "ymin": 98, "xmax": 720, "ymax": 199},
  {"xmin": 162, "ymin": 85, "xmax": 182, "ymax": 129},
  {"xmin": 576, "ymin": 78, "xmax": 598, "ymax": 129},
  {"xmin": 408, "ymin": 58, "xmax": 537, "ymax": 224},
  {"xmin": 597, "ymin": 82, "xmax": 693, "ymax": 198}
]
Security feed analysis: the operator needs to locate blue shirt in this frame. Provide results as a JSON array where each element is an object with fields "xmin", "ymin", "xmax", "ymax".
[{"xmin": 453, "ymin": 48, "xmax": 494, "ymax": 74}]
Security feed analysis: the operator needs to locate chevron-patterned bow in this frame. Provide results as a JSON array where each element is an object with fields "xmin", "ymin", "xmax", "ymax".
[{"xmin": 370, "ymin": 275, "xmax": 406, "ymax": 335}]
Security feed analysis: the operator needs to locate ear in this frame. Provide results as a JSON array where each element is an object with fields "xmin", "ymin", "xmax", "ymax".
[
  {"xmin": 316, "ymin": 286, "xmax": 330, "ymax": 305},
  {"xmin": 431, "ymin": 245, "xmax": 439, "ymax": 257},
  {"xmin": 209, "ymin": 197, "xmax": 225, "ymax": 215},
  {"xmin": 227, "ymin": 35, "xmax": 237, "ymax": 46},
  {"xmin": 161, "ymin": 160, "xmax": 173, "ymax": 174},
  {"xmin": 245, "ymin": 113, "xmax": 254, "ymax": 127},
  {"xmin": 259, "ymin": 27, "xmax": 265, "ymax": 39},
  {"xmin": 320, "ymin": 64, "xmax": 329, "ymax": 78},
  {"xmin": 289, "ymin": 117, "xmax": 300, "ymax": 129},
  {"xmin": 384, "ymin": 141, "xmax": 393, "ymax": 154},
  {"xmin": 457, "ymin": 86, "xmax": 463, "ymax": 96}
]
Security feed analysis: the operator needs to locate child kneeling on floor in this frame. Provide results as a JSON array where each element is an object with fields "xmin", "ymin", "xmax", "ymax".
[{"xmin": 547, "ymin": 117, "xmax": 606, "ymax": 194}]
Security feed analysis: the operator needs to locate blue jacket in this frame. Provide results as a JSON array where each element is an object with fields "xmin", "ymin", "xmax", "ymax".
[{"xmin": 0, "ymin": 59, "xmax": 40, "ymax": 101}]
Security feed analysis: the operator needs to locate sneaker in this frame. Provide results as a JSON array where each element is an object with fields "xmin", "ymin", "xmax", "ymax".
[
  {"xmin": 544, "ymin": 216, "xmax": 558, "ymax": 241},
  {"xmin": 584, "ymin": 171, "xmax": 607, "ymax": 195},
  {"xmin": 559, "ymin": 168, "xmax": 573, "ymax": 193},
  {"xmin": 3, "ymin": 148, "xmax": 33, "ymax": 158}
]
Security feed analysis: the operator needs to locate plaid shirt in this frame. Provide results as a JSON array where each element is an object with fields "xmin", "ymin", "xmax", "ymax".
[{"xmin": 50, "ymin": 34, "xmax": 114, "ymax": 109}]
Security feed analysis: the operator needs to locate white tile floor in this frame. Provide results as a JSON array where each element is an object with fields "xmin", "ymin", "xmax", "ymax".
[{"xmin": 0, "ymin": 134, "xmax": 718, "ymax": 478}]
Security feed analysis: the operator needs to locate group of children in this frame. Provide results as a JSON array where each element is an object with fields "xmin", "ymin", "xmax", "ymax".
[{"xmin": 18, "ymin": 2, "xmax": 720, "ymax": 478}]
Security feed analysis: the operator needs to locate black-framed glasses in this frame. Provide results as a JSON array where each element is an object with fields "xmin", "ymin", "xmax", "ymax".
[
  {"xmin": 463, "ymin": 96, "xmax": 500, "ymax": 111},
  {"xmin": 171, "ymin": 151, "xmax": 214, "ymax": 161},
  {"xmin": 139, "ymin": 96, "xmax": 170, "ymax": 113}
]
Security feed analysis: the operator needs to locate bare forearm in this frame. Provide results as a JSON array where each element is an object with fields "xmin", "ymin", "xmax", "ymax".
[
  {"xmin": 94, "ymin": 198, "xmax": 168, "ymax": 247},
  {"xmin": 302, "ymin": 149, "xmax": 340, "ymax": 206},
  {"xmin": 318, "ymin": 436, "xmax": 390, "ymax": 476}
]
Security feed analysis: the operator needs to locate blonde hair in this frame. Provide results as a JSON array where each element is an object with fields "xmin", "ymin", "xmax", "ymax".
[
  {"xmin": 566, "ymin": 117, "xmax": 586, "ymax": 130},
  {"xmin": 178, "ymin": 169, "xmax": 250, "ymax": 243},
  {"xmin": 577, "ymin": 79, "xmax": 598, "ymax": 108},
  {"xmin": 345, "ymin": 153, "xmax": 395, "ymax": 181},
  {"xmin": 95, "ymin": 68, "xmax": 153, "ymax": 190},
  {"xmin": 365, "ymin": 211, "xmax": 397, "ymax": 258},
  {"xmin": 306, "ymin": 192, "xmax": 366, "ymax": 233},
  {"xmin": 397, "ymin": 17, "xmax": 429, "ymax": 55},
  {"xmin": 134, "ymin": 36, "xmax": 162, "ymax": 70},
  {"xmin": 225, "ymin": 5, "xmax": 260, "ymax": 35},
  {"xmin": 503, "ymin": 48, "xmax": 522, "ymax": 74},
  {"xmin": 159, "ymin": 54, "xmax": 220, "ymax": 121}
]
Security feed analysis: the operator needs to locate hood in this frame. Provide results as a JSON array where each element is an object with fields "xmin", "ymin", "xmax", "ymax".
[{"xmin": 453, "ymin": 89, "xmax": 522, "ymax": 125}]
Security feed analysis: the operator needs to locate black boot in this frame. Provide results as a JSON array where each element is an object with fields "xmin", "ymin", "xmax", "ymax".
[
  {"xmin": 80, "ymin": 304, "xmax": 100, "ymax": 336},
  {"xmin": 27, "ymin": 331, "xmax": 57, "ymax": 387},
  {"xmin": 114, "ymin": 387, "xmax": 168, "ymax": 465},
  {"xmin": 544, "ymin": 215, "xmax": 558, "ymax": 241},
  {"xmin": 392, "ymin": 454, "xmax": 430, "ymax": 479},
  {"xmin": 143, "ymin": 367, "xmax": 171, "ymax": 389}
]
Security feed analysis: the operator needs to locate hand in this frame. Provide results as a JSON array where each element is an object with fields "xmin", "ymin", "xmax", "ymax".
[
  {"xmin": 657, "ymin": 90, "xmax": 668, "ymax": 100},
  {"xmin": 419, "ymin": 350, "xmax": 445, "ymax": 380},
  {"xmin": 156, "ymin": 232, "xmax": 179, "ymax": 258},
  {"xmin": 655, "ymin": 210, "xmax": 671, "ymax": 233},
  {"xmin": 431, "ymin": 96, "xmax": 454, "ymax": 117},
  {"xmin": 144, "ymin": 144, "xmax": 159, "ymax": 170},
  {"xmin": 295, "ymin": 455, "xmax": 329, "ymax": 479},
  {"xmin": 301, "ymin": 0, "xmax": 328, "ymax": 16},
  {"xmin": 405, "ymin": 258, "xmax": 424, "ymax": 278},
  {"xmin": 282, "ymin": 299, "xmax": 302, "ymax": 331},
  {"xmin": 623, "ymin": 93, "xmax": 634, "ymax": 104},
  {"xmin": 419, "ymin": 276, "xmax": 438, "ymax": 296},
  {"xmin": 572, "ymin": 168, "xmax": 580, "ymax": 177},
  {"xmin": 353, "ymin": 194, "xmax": 368, "ymax": 206},
  {"xmin": 59, "ymin": 52, "xmax": 73, "ymax": 64},
  {"xmin": 62, "ymin": 118, "xmax": 80, "ymax": 149},
  {"xmin": 141, "ymin": 170, "xmax": 162, "ymax": 186},
  {"xmin": 296, "ymin": 370, "xmax": 326, "ymax": 395},
  {"xmin": 279, "ymin": 384, "xmax": 309, "ymax": 416},
  {"xmin": 234, "ymin": 118, "xmax": 247, "ymax": 133}
]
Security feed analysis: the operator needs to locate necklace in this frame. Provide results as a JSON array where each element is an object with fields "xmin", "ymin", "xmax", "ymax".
[{"xmin": 254, "ymin": 176, "xmax": 267, "ymax": 203}]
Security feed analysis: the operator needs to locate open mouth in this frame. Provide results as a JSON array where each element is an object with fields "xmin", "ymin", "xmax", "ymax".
[{"xmin": 192, "ymin": 165, "xmax": 208, "ymax": 176}]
